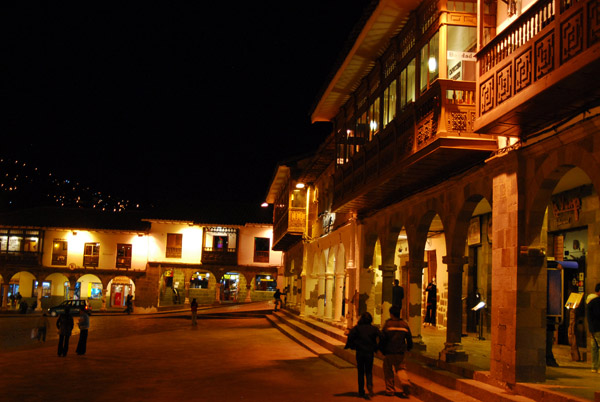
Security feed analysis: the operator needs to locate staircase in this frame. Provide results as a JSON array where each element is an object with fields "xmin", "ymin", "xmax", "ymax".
[{"xmin": 267, "ymin": 309, "xmax": 592, "ymax": 402}]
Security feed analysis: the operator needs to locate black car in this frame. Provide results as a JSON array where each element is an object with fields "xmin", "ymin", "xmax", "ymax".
[{"xmin": 48, "ymin": 299, "xmax": 92, "ymax": 316}]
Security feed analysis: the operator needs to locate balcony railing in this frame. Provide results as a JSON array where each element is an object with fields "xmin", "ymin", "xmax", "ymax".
[
  {"xmin": 201, "ymin": 247, "xmax": 237, "ymax": 265},
  {"xmin": 475, "ymin": 0, "xmax": 600, "ymax": 136},
  {"xmin": 333, "ymin": 79, "xmax": 496, "ymax": 213},
  {"xmin": 0, "ymin": 252, "xmax": 42, "ymax": 266}
]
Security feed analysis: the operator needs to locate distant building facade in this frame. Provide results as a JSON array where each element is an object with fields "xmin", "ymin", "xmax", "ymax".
[
  {"xmin": 267, "ymin": 0, "xmax": 600, "ymax": 385},
  {"xmin": 0, "ymin": 207, "xmax": 282, "ymax": 312}
]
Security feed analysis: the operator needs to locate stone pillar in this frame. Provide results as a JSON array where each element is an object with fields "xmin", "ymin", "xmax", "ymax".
[
  {"xmin": 317, "ymin": 273, "xmax": 325, "ymax": 318},
  {"xmin": 440, "ymin": 258, "xmax": 468, "ymax": 362},
  {"xmin": 379, "ymin": 264, "xmax": 397, "ymax": 323},
  {"xmin": 183, "ymin": 270, "xmax": 191, "ymax": 305},
  {"xmin": 407, "ymin": 259, "xmax": 427, "ymax": 349},
  {"xmin": 492, "ymin": 170, "xmax": 546, "ymax": 383},
  {"xmin": 299, "ymin": 274, "xmax": 306, "ymax": 317},
  {"xmin": 325, "ymin": 273, "xmax": 334, "ymax": 320},
  {"xmin": 101, "ymin": 288, "xmax": 108, "ymax": 311},
  {"xmin": 1, "ymin": 284, "xmax": 9, "ymax": 310},
  {"xmin": 245, "ymin": 285, "xmax": 252, "ymax": 302},
  {"xmin": 333, "ymin": 272, "xmax": 345, "ymax": 322},
  {"xmin": 214, "ymin": 282, "xmax": 222, "ymax": 305},
  {"xmin": 346, "ymin": 265, "xmax": 358, "ymax": 328},
  {"xmin": 36, "ymin": 282, "xmax": 43, "ymax": 312},
  {"xmin": 401, "ymin": 262, "xmax": 409, "ymax": 320},
  {"xmin": 68, "ymin": 280, "xmax": 75, "ymax": 299}
]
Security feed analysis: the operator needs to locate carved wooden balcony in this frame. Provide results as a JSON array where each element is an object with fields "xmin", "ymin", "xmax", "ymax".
[
  {"xmin": 272, "ymin": 206, "xmax": 305, "ymax": 251},
  {"xmin": 201, "ymin": 247, "xmax": 238, "ymax": 266},
  {"xmin": 333, "ymin": 79, "xmax": 497, "ymax": 214},
  {"xmin": 0, "ymin": 252, "xmax": 42, "ymax": 267},
  {"xmin": 474, "ymin": 0, "xmax": 600, "ymax": 137}
]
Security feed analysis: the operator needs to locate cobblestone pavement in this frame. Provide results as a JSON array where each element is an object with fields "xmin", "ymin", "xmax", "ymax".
[{"xmin": 0, "ymin": 304, "xmax": 417, "ymax": 402}]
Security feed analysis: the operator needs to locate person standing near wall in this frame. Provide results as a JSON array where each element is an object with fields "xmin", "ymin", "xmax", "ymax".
[
  {"xmin": 424, "ymin": 278, "xmax": 437, "ymax": 327},
  {"xmin": 586, "ymin": 283, "xmax": 600, "ymax": 373}
]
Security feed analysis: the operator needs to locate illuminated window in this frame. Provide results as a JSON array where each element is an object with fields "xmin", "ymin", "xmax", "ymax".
[
  {"xmin": 400, "ymin": 60, "xmax": 416, "ymax": 109},
  {"xmin": 83, "ymin": 242, "xmax": 100, "ymax": 267},
  {"xmin": 447, "ymin": 26, "xmax": 477, "ymax": 82},
  {"xmin": 116, "ymin": 243, "xmax": 132, "ymax": 268},
  {"xmin": 254, "ymin": 237, "xmax": 270, "ymax": 263},
  {"xmin": 190, "ymin": 271, "xmax": 210, "ymax": 289},
  {"xmin": 166, "ymin": 233, "xmax": 182, "ymax": 258},
  {"xmin": 52, "ymin": 240, "xmax": 68, "ymax": 266},
  {"xmin": 255, "ymin": 275, "xmax": 277, "ymax": 291},
  {"xmin": 369, "ymin": 97, "xmax": 380, "ymax": 139},
  {"xmin": 420, "ymin": 31, "xmax": 439, "ymax": 93},
  {"xmin": 33, "ymin": 281, "xmax": 52, "ymax": 297},
  {"xmin": 383, "ymin": 80, "xmax": 397, "ymax": 127},
  {"xmin": 203, "ymin": 228, "xmax": 237, "ymax": 252}
]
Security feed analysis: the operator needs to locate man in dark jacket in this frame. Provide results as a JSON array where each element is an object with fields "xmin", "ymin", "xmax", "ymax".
[
  {"xmin": 587, "ymin": 283, "xmax": 600, "ymax": 373},
  {"xmin": 57, "ymin": 307, "xmax": 74, "ymax": 357},
  {"xmin": 381, "ymin": 305, "xmax": 413, "ymax": 397},
  {"xmin": 346, "ymin": 312, "xmax": 381, "ymax": 399}
]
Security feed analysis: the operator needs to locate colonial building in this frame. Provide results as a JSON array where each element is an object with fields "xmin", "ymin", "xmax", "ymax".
[
  {"xmin": 0, "ymin": 205, "xmax": 282, "ymax": 312},
  {"xmin": 267, "ymin": 0, "xmax": 600, "ymax": 386}
]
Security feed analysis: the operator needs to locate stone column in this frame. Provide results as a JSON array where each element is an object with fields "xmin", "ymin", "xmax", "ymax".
[
  {"xmin": 333, "ymin": 272, "xmax": 345, "ymax": 322},
  {"xmin": 214, "ymin": 282, "xmax": 222, "ymax": 305},
  {"xmin": 36, "ymin": 281, "xmax": 43, "ymax": 312},
  {"xmin": 379, "ymin": 264, "xmax": 397, "ymax": 323},
  {"xmin": 325, "ymin": 273, "xmax": 334, "ymax": 320},
  {"xmin": 245, "ymin": 285, "xmax": 252, "ymax": 302},
  {"xmin": 407, "ymin": 259, "xmax": 427, "ymax": 349},
  {"xmin": 440, "ymin": 257, "xmax": 468, "ymax": 362},
  {"xmin": 183, "ymin": 270, "xmax": 191, "ymax": 305},
  {"xmin": 1, "ymin": 284, "xmax": 9, "ymax": 310},
  {"xmin": 101, "ymin": 288, "xmax": 108, "ymax": 311},
  {"xmin": 317, "ymin": 273, "xmax": 325, "ymax": 318},
  {"xmin": 299, "ymin": 274, "xmax": 306, "ymax": 317},
  {"xmin": 345, "ymin": 265, "xmax": 358, "ymax": 328}
]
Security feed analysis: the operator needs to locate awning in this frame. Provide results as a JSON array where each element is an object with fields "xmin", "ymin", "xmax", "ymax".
[{"xmin": 547, "ymin": 260, "xmax": 579, "ymax": 269}]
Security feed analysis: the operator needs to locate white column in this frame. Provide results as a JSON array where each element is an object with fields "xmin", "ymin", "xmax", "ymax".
[
  {"xmin": 333, "ymin": 273, "xmax": 345, "ymax": 322},
  {"xmin": 36, "ymin": 282, "xmax": 43, "ymax": 312},
  {"xmin": 325, "ymin": 273, "xmax": 334, "ymax": 320},
  {"xmin": 317, "ymin": 274, "xmax": 325, "ymax": 317}
]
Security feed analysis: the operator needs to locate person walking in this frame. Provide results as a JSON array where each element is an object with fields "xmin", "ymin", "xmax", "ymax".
[
  {"xmin": 586, "ymin": 283, "xmax": 600, "ymax": 373},
  {"xmin": 346, "ymin": 312, "xmax": 381, "ymax": 399},
  {"xmin": 124, "ymin": 294, "xmax": 133, "ymax": 314},
  {"xmin": 380, "ymin": 305, "xmax": 413, "ymax": 397},
  {"xmin": 75, "ymin": 308, "xmax": 90, "ymax": 355},
  {"xmin": 56, "ymin": 307, "xmax": 74, "ymax": 357},
  {"xmin": 36, "ymin": 313, "xmax": 49, "ymax": 342},
  {"xmin": 424, "ymin": 278, "xmax": 437, "ymax": 327},
  {"xmin": 191, "ymin": 298, "xmax": 198, "ymax": 326}
]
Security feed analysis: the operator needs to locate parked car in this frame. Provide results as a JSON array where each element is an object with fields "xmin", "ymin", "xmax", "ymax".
[{"xmin": 48, "ymin": 299, "xmax": 92, "ymax": 316}]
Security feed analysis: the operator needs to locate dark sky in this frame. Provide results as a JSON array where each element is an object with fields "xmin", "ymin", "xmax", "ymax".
[{"xmin": 5, "ymin": 1, "xmax": 371, "ymax": 208}]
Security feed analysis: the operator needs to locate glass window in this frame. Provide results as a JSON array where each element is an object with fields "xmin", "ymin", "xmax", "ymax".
[
  {"xmin": 400, "ymin": 60, "xmax": 416, "ymax": 109},
  {"xmin": 256, "ymin": 275, "xmax": 277, "ymax": 291},
  {"xmin": 33, "ymin": 281, "xmax": 52, "ymax": 297},
  {"xmin": 166, "ymin": 233, "xmax": 183, "ymax": 258},
  {"xmin": 190, "ymin": 271, "xmax": 210, "ymax": 289},
  {"xmin": 254, "ymin": 237, "xmax": 270, "ymax": 263},
  {"xmin": 90, "ymin": 283, "xmax": 102, "ymax": 299},
  {"xmin": 8, "ymin": 236, "xmax": 22, "ymax": 252},
  {"xmin": 447, "ymin": 26, "xmax": 477, "ymax": 82},
  {"xmin": 369, "ymin": 97, "xmax": 380, "ymax": 139},
  {"xmin": 116, "ymin": 243, "xmax": 132, "ymax": 268},
  {"xmin": 356, "ymin": 111, "xmax": 368, "ymax": 142},
  {"xmin": 383, "ymin": 80, "xmax": 397, "ymax": 127},
  {"xmin": 291, "ymin": 188, "xmax": 306, "ymax": 208},
  {"xmin": 420, "ymin": 32, "xmax": 439, "ymax": 93},
  {"xmin": 204, "ymin": 228, "xmax": 237, "ymax": 252},
  {"xmin": 52, "ymin": 240, "xmax": 68, "ymax": 266},
  {"xmin": 83, "ymin": 242, "xmax": 100, "ymax": 267}
]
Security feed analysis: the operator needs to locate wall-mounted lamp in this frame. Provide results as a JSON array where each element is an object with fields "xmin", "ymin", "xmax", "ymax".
[
  {"xmin": 295, "ymin": 182, "xmax": 305, "ymax": 189},
  {"xmin": 138, "ymin": 233, "xmax": 145, "ymax": 237},
  {"xmin": 261, "ymin": 202, "xmax": 269, "ymax": 207}
]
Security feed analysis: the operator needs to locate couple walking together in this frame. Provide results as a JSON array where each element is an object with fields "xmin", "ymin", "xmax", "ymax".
[{"xmin": 346, "ymin": 305, "xmax": 413, "ymax": 399}]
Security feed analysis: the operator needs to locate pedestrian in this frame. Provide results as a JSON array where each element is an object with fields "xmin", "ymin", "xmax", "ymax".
[
  {"xmin": 392, "ymin": 279, "xmax": 404, "ymax": 309},
  {"xmin": 56, "ymin": 307, "xmax": 74, "ymax": 357},
  {"xmin": 424, "ymin": 278, "xmax": 437, "ymax": 327},
  {"xmin": 273, "ymin": 288, "xmax": 282, "ymax": 312},
  {"xmin": 75, "ymin": 307, "xmax": 90, "ymax": 355},
  {"xmin": 36, "ymin": 313, "xmax": 49, "ymax": 342},
  {"xmin": 125, "ymin": 294, "xmax": 133, "ymax": 314},
  {"xmin": 380, "ymin": 305, "xmax": 413, "ymax": 397},
  {"xmin": 345, "ymin": 312, "xmax": 381, "ymax": 399},
  {"xmin": 191, "ymin": 298, "xmax": 198, "ymax": 326},
  {"xmin": 586, "ymin": 283, "xmax": 600, "ymax": 373}
]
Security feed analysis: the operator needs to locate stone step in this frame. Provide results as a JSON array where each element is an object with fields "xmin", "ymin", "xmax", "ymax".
[{"xmin": 268, "ymin": 310, "xmax": 542, "ymax": 402}]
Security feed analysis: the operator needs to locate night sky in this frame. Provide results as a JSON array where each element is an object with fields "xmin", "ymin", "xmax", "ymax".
[{"xmin": 5, "ymin": 1, "xmax": 372, "ymax": 209}]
